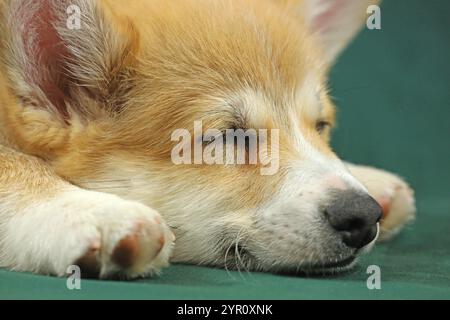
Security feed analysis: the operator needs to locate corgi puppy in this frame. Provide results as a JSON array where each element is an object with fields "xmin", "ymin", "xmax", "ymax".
[{"xmin": 0, "ymin": 0, "xmax": 415, "ymax": 279}]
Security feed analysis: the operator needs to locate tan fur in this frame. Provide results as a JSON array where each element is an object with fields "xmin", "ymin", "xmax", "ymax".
[
  {"xmin": 0, "ymin": 0, "xmax": 414, "ymax": 277},
  {"xmin": 1, "ymin": 0, "xmax": 331, "ymax": 210}
]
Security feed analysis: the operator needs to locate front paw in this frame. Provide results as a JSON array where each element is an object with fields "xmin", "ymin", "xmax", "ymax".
[
  {"xmin": 349, "ymin": 165, "xmax": 416, "ymax": 241},
  {"xmin": 43, "ymin": 190, "xmax": 175, "ymax": 279},
  {"xmin": 374, "ymin": 176, "xmax": 416, "ymax": 241}
]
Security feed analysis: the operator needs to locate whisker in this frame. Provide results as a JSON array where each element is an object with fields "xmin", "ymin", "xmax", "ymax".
[
  {"xmin": 234, "ymin": 227, "xmax": 250, "ymax": 280},
  {"xmin": 223, "ymin": 240, "xmax": 236, "ymax": 280},
  {"xmin": 235, "ymin": 226, "xmax": 251, "ymax": 276}
]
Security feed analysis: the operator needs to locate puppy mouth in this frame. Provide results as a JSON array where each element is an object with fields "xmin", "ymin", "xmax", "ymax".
[
  {"xmin": 226, "ymin": 244, "xmax": 358, "ymax": 275},
  {"xmin": 299, "ymin": 255, "xmax": 358, "ymax": 275},
  {"xmin": 316, "ymin": 255, "xmax": 357, "ymax": 269}
]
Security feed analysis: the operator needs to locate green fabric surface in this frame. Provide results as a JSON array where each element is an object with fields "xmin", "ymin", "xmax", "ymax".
[{"xmin": 1, "ymin": 0, "xmax": 449, "ymax": 299}]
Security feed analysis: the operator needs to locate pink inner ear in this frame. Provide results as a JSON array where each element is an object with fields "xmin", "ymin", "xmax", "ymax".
[
  {"xmin": 21, "ymin": 0, "xmax": 71, "ymax": 119},
  {"xmin": 311, "ymin": 0, "xmax": 346, "ymax": 32}
]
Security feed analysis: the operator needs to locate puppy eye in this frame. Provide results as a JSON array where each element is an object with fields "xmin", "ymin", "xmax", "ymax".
[
  {"xmin": 315, "ymin": 120, "xmax": 331, "ymax": 134},
  {"xmin": 203, "ymin": 129, "xmax": 238, "ymax": 146}
]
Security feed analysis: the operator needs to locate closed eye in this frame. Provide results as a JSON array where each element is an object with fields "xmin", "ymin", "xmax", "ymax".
[{"xmin": 315, "ymin": 120, "xmax": 332, "ymax": 134}]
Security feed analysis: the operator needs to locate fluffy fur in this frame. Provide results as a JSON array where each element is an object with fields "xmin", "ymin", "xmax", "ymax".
[{"xmin": 0, "ymin": 0, "xmax": 415, "ymax": 278}]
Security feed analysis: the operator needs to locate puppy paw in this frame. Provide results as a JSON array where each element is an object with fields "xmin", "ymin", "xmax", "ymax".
[
  {"xmin": 374, "ymin": 178, "xmax": 416, "ymax": 241},
  {"xmin": 28, "ymin": 189, "xmax": 175, "ymax": 279},
  {"xmin": 348, "ymin": 165, "xmax": 416, "ymax": 241},
  {"xmin": 73, "ymin": 193, "xmax": 174, "ymax": 279}
]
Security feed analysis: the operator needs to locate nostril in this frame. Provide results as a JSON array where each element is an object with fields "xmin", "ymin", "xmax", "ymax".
[
  {"xmin": 340, "ymin": 225, "xmax": 378, "ymax": 249},
  {"xmin": 325, "ymin": 212, "xmax": 376, "ymax": 248},
  {"xmin": 326, "ymin": 214, "xmax": 366, "ymax": 233},
  {"xmin": 347, "ymin": 218, "xmax": 365, "ymax": 231}
]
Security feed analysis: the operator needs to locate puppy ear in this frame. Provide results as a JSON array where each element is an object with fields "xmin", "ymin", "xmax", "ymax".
[
  {"xmin": 301, "ymin": 0, "xmax": 380, "ymax": 65},
  {"xmin": 1, "ymin": 0, "xmax": 139, "ymax": 122}
]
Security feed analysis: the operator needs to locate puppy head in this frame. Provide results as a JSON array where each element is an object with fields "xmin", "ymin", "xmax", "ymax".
[{"xmin": 0, "ymin": 0, "xmax": 381, "ymax": 273}]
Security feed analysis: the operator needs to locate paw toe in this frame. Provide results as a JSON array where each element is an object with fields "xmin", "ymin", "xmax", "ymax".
[
  {"xmin": 74, "ymin": 239, "xmax": 101, "ymax": 278},
  {"xmin": 105, "ymin": 218, "xmax": 170, "ymax": 278},
  {"xmin": 378, "ymin": 182, "xmax": 416, "ymax": 241},
  {"xmin": 111, "ymin": 231, "xmax": 141, "ymax": 269}
]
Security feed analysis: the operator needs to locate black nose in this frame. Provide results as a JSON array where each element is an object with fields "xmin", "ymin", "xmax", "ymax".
[{"xmin": 325, "ymin": 191, "xmax": 382, "ymax": 249}]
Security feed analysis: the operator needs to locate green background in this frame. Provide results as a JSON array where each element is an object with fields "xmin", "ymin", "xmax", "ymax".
[{"xmin": 1, "ymin": 0, "xmax": 449, "ymax": 299}]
